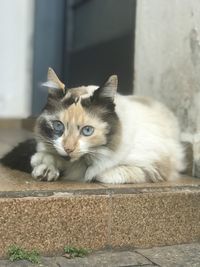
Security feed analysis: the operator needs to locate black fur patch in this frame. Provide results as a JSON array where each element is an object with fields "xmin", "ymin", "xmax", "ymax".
[
  {"xmin": 92, "ymin": 96, "xmax": 115, "ymax": 111},
  {"xmin": 49, "ymin": 89, "xmax": 65, "ymax": 100},
  {"xmin": 43, "ymin": 98, "xmax": 62, "ymax": 113},
  {"xmin": 0, "ymin": 139, "xmax": 37, "ymax": 173},
  {"xmin": 62, "ymin": 96, "xmax": 76, "ymax": 108},
  {"xmin": 39, "ymin": 119, "xmax": 54, "ymax": 139},
  {"xmin": 81, "ymin": 96, "xmax": 120, "ymax": 150},
  {"xmin": 81, "ymin": 97, "xmax": 92, "ymax": 108}
]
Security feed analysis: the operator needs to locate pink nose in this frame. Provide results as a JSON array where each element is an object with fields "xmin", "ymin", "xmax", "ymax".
[{"xmin": 64, "ymin": 148, "xmax": 74, "ymax": 154}]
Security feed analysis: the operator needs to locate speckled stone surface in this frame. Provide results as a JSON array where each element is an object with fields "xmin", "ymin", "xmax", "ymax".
[
  {"xmin": 111, "ymin": 191, "xmax": 200, "ymax": 248},
  {"xmin": 0, "ymin": 176, "xmax": 199, "ymax": 258},
  {"xmin": 0, "ymin": 163, "xmax": 200, "ymax": 258},
  {"xmin": 0, "ymin": 195, "xmax": 110, "ymax": 258}
]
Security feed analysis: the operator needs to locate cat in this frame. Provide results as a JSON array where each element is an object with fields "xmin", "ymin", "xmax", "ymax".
[{"xmin": 1, "ymin": 68, "xmax": 185, "ymax": 184}]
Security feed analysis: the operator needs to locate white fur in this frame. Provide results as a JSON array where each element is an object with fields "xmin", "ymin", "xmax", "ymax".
[
  {"xmin": 31, "ymin": 90, "xmax": 185, "ymax": 184},
  {"xmin": 81, "ymin": 85, "xmax": 98, "ymax": 98},
  {"xmin": 41, "ymin": 81, "xmax": 60, "ymax": 89},
  {"xmin": 54, "ymin": 137, "xmax": 67, "ymax": 156},
  {"xmin": 84, "ymin": 94, "xmax": 185, "ymax": 183},
  {"xmin": 31, "ymin": 152, "xmax": 60, "ymax": 181}
]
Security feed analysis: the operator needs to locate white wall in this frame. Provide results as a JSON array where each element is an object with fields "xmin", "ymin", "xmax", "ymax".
[
  {"xmin": 134, "ymin": 0, "xmax": 200, "ymax": 177},
  {"xmin": 0, "ymin": 0, "xmax": 34, "ymax": 118}
]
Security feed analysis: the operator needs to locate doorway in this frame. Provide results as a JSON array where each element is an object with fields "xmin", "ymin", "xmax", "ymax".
[{"xmin": 32, "ymin": 0, "xmax": 136, "ymax": 114}]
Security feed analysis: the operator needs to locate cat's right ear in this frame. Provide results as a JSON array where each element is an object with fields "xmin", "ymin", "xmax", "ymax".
[
  {"xmin": 41, "ymin": 68, "xmax": 66, "ymax": 95},
  {"xmin": 92, "ymin": 75, "xmax": 118, "ymax": 102}
]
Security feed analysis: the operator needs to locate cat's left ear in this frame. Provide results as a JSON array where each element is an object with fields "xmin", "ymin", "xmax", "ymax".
[
  {"xmin": 42, "ymin": 68, "xmax": 66, "ymax": 94},
  {"xmin": 93, "ymin": 75, "xmax": 118, "ymax": 101}
]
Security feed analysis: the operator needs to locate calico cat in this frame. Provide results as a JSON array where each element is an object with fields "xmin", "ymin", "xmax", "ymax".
[{"xmin": 1, "ymin": 68, "xmax": 185, "ymax": 183}]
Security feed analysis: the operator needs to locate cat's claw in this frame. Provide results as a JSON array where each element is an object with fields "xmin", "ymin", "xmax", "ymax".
[
  {"xmin": 84, "ymin": 167, "xmax": 95, "ymax": 182},
  {"xmin": 32, "ymin": 164, "xmax": 60, "ymax": 181},
  {"xmin": 31, "ymin": 152, "xmax": 61, "ymax": 181}
]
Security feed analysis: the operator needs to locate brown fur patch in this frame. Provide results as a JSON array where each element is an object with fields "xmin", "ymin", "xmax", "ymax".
[
  {"xmin": 48, "ymin": 68, "xmax": 65, "ymax": 91},
  {"xmin": 81, "ymin": 102, "xmax": 121, "ymax": 151},
  {"xmin": 107, "ymin": 121, "xmax": 121, "ymax": 151},
  {"xmin": 62, "ymin": 87, "xmax": 89, "ymax": 102},
  {"xmin": 153, "ymin": 156, "xmax": 172, "ymax": 181},
  {"xmin": 60, "ymin": 101, "xmax": 86, "ymax": 126},
  {"xmin": 136, "ymin": 156, "xmax": 173, "ymax": 182},
  {"xmin": 69, "ymin": 87, "xmax": 88, "ymax": 97},
  {"xmin": 58, "ymin": 101, "xmax": 110, "ymax": 155}
]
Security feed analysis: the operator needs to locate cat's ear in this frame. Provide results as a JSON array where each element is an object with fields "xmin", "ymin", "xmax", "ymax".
[
  {"xmin": 93, "ymin": 75, "xmax": 118, "ymax": 101},
  {"xmin": 42, "ymin": 68, "xmax": 66, "ymax": 94}
]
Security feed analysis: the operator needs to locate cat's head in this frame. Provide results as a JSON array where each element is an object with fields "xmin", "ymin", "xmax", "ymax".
[{"xmin": 35, "ymin": 68, "xmax": 121, "ymax": 161}]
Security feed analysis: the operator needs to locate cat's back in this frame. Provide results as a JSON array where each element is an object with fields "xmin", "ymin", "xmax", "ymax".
[
  {"xmin": 115, "ymin": 94, "xmax": 172, "ymax": 120},
  {"xmin": 115, "ymin": 94, "xmax": 180, "ymax": 139}
]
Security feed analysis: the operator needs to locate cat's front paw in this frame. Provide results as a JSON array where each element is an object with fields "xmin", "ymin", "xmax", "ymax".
[
  {"xmin": 32, "ymin": 164, "xmax": 60, "ymax": 181},
  {"xmin": 31, "ymin": 152, "xmax": 60, "ymax": 181},
  {"xmin": 84, "ymin": 167, "xmax": 95, "ymax": 182}
]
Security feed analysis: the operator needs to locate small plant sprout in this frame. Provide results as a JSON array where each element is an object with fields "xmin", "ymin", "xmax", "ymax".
[
  {"xmin": 8, "ymin": 245, "xmax": 40, "ymax": 264},
  {"xmin": 63, "ymin": 246, "xmax": 90, "ymax": 259}
]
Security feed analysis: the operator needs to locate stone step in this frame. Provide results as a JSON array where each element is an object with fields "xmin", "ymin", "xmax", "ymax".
[{"xmin": 0, "ymin": 165, "xmax": 200, "ymax": 259}]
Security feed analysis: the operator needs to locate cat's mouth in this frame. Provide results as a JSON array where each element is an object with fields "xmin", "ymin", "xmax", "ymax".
[
  {"xmin": 61, "ymin": 155, "xmax": 71, "ymax": 161},
  {"xmin": 60, "ymin": 154, "xmax": 80, "ymax": 162}
]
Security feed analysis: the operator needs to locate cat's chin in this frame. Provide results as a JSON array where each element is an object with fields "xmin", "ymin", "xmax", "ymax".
[
  {"xmin": 69, "ymin": 157, "xmax": 80, "ymax": 162},
  {"xmin": 60, "ymin": 154, "xmax": 81, "ymax": 163},
  {"xmin": 60, "ymin": 155, "xmax": 71, "ymax": 161}
]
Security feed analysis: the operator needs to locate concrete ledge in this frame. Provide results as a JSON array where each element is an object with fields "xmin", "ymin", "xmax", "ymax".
[{"xmin": 0, "ymin": 165, "xmax": 200, "ymax": 258}]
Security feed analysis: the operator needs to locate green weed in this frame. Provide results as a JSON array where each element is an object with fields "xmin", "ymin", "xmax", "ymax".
[
  {"xmin": 8, "ymin": 245, "xmax": 40, "ymax": 264},
  {"xmin": 63, "ymin": 246, "xmax": 90, "ymax": 258}
]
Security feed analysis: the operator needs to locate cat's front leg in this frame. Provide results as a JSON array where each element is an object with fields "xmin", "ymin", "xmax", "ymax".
[
  {"xmin": 84, "ymin": 166, "xmax": 98, "ymax": 182},
  {"xmin": 84, "ymin": 155, "xmax": 117, "ymax": 182},
  {"xmin": 31, "ymin": 152, "xmax": 64, "ymax": 181},
  {"xmin": 96, "ymin": 165, "xmax": 147, "ymax": 184}
]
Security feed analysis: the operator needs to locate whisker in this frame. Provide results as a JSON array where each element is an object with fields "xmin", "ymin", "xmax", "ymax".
[{"xmin": 34, "ymin": 133, "xmax": 110, "ymax": 159}]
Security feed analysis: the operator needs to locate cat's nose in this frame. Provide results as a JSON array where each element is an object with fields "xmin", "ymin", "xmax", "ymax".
[{"xmin": 64, "ymin": 148, "xmax": 74, "ymax": 154}]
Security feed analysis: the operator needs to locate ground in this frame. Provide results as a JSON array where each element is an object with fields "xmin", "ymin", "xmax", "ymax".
[
  {"xmin": 0, "ymin": 130, "xmax": 199, "ymax": 267},
  {"xmin": 0, "ymin": 243, "xmax": 200, "ymax": 267}
]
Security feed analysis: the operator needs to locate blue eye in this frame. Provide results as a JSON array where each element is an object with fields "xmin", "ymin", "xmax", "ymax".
[
  {"xmin": 81, "ymin": 126, "xmax": 94, "ymax": 136},
  {"xmin": 52, "ymin": 120, "xmax": 65, "ymax": 136}
]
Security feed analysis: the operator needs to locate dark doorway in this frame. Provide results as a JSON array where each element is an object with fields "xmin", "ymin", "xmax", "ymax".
[
  {"xmin": 65, "ymin": 0, "xmax": 136, "ymax": 94},
  {"xmin": 32, "ymin": 0, "xmax": 136, "ymax": 114}
]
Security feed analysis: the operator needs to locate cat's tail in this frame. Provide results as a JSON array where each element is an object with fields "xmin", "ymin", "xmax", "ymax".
[{"xmin": 0, "ymin": 139, "xmax": 37, "ymax": 173}]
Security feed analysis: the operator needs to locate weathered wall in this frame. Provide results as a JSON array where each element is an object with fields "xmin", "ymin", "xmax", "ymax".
[
  {"xmin": 134, "ymin": 0, "xmax": 200, "ymax": 177},
  {"xmin": 0, "ymin": 0, "xmax": 34, "ymax": 118}
]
